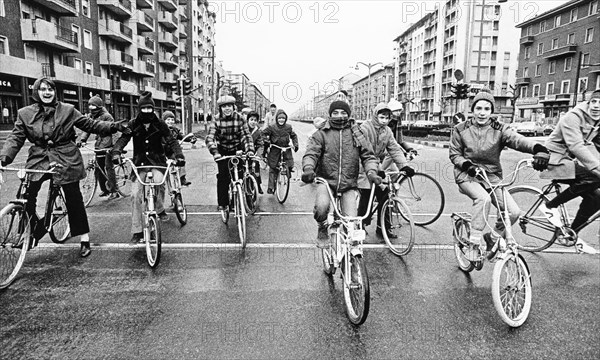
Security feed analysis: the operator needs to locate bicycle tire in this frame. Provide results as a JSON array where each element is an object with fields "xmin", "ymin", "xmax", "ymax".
[
  {"xmin": 0, "ymin": 204, "xmax": 30, "ymax": 289},
  {"xmin": 48, "ymin": 187, "xmax": 70, "ymax": 243},
  {"xmin": 243, "ymin": 174, "xmax": 259, "ymax": 215},
  {"xmin": 452, "ymin": 219, "xmax": 476, "ymax": 272},
  {"xmin": 491, "ymin": 254, "xmax": 532, "ymax": 327},
  {"xmin": 380, "ymin": 198, "xmax": 415, "ymax": 256},
  {"xmin": 397, "ymin": 173, "xmax": 445, "ymax": 226},
  {"xmin": 508, "ymin": 186, "xmax": 559, "ymax": 252},
  {"xmin": 146, "ymin": 214, "xmax": 162, "ymax": 268},
  {"xmin": 235, "ymin": 184, "xmax": 247, "ymax": 248},
  {"xmin": 115, "ymin": 160, "xmax": 132, "ymax": 197},
  {"xmin": 342, "ymin": 254, "xmax": 370, "ymax": 325},
  {"xmin": 321, "ymin": 227, "xmax": 336, "ymax": 275},
  {"xmin": 275, "ymin": 168, "xmax": 290, "ymax": 204},
  {"xmin": 81, "ymin": 164, "xmax": 97, "ymax": 207},
  {"xmin": 173, "ymin": 192, "xmax": 187, "ymax": 225}
]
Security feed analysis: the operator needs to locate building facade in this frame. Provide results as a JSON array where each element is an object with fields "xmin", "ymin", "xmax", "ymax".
[
  {"xmin": 515, "ymin": 0, "xmax": 599, "ymax": 124},
  {"xmin": 352, "ymin": 64, "xmax": 395, "ymax": 120}
]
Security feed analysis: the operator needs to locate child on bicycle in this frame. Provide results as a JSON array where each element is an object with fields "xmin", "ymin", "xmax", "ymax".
[
  {"xmin": 262, "ymin": 109, "xmax": 298, "ymax": 194},
  {"xmin": 205, "ymin": 95, "xmax": 255, "ymax": 212},
  {"xmin": 162, "ymin": 111, "xmax": 194, "ymax": 186},
  {"xmin": 112, "ymin": 92, "xmax": 185, "ymax": 243},
  {"xmin": 78, "ymin": 95, "xmax": 121, "ymax": 199},
  {"xmin": 539, "ymin": 89, "xmax": 600, "ymax": 254},
  {"xmin": 302, "ymin": 100, "xmax": 381, "ymax": 248},
  {"xmin": 247, "ymin": 111, "xmax": 264, "ymax": 194},
  {"xmin": 449, "ymin": 89, "xmax": 550, "ymax": 260},
  {"xmin": 357, "ymin": 103, "xmax": 416, "ymax": 239}
]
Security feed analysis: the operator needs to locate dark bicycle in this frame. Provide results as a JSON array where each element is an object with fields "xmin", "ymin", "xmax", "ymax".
[{"xmin": 79, "ymin": 145, "xmax": 132, "ymax": 206}]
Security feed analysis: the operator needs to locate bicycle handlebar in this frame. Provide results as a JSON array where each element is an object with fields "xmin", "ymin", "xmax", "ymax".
[
  {"xmin": 269, "ymin": 144, "xmax": 292, "ymax": 150},
  {"xmin": 476, "ymin": 158, "xmax": 533, "ymax": 189},
  {"xmin": 123, "ymin": 157, "xmax": 174, "ymax": 186},
  {"xmin": 180, "ymin": 133, "xmax": 197, "ymax": 145},
  {"xmin": 314, "ymin": 177, "xmax": 376, "ymax": 222}
]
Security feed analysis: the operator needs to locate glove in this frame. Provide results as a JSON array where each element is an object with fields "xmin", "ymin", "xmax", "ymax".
[
  {"xmin": 462, "ymin": 161, "xmax": 478, "ymax": 177},
  {"xmin": 301, "ymin": 168, "xmax": 316, "ymax": 183},
  {"xmin": 367, "ymin": 170, "xmax": 383, "ymax": 186},
  {"xmin": 76, "ymin": 141, "xmax": 85, "ymax": 148},
  {"xmin": 175, "ymin": 157, "xmax": 186, "ymax": 167},
  {"xmin": 190, "ymin": 137, "xmax": 197, "ymax": 144},
  {"xmin": 490, "ymin": 120, "xmax": 503, "ymax": 130},
  {"xmin": 294, "ymin": 146, "xmax": 299, "ymax": 153},
  {"xmin": 213, "ymin": 153, "xmax": 222, "ymax": 161},
  {"xmin": 400, "ymin": 166, "xmax": 415, "ymax": 177},
  {"xmin": 532, "ymin": 144, "xmax": 550, "ymax": 171},
  {"xmin": 0, "ymin": 157, "xmax": 9, "ymax": 167},
  {"xmin": 407, "ymin": 148, "xmax": 418, "ymax": 156},
  {"xmin": 246, "ymin": 151, "xmax": 255, "ymax": 158}
]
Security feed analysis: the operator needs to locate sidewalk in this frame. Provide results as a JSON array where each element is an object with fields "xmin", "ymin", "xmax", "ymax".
[{"xmin": 404, "ymin": 136, "xmax": 450, "ymax": 149}]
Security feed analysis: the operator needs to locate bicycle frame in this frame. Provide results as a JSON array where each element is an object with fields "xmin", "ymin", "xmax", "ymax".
[
  {"xmin": 270, "ymin": 144, "xmax": 292, "ymax": 172},
  {"xmin": 124, "ymin": 158, "xmax": 172, "ymax": 216}
]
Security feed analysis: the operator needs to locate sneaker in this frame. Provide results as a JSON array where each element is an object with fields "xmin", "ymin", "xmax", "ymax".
[
  {"xmin": 130, "ymin": 232, "xmax": 143, "ymax": 244},
  {"xmin": 180, "ymin": 176, "xmax": 191, "ymax": 186},
  {"xmin": 538, "ymin": 203, "xmax": 563, "ymax": 227},
  {"xmin": 98, "ymin": 191, "xmax": 110, "ymax": 197},
  {"xmin": 158, "ymin": 211, "xmax": 170, "ymax": 221},
  {"xmin": 483, "ymin": 232, "xmax": 498, "ymax": 260},
  {"xmin": 575, "ymin": 238, "xmax": 598, "ymax": 255},
  {"xmin": 267, "ymin": 188, "xmax": 274, "ymax": 194},
  {"xmin": 217, "ymin": 205, "xmax": 227, "ymax": 211},
  {"xmin": 80, "ymin": 242, "xmax": 91, "ymax": 257},
  {"xmin": 258, "ymin": 186, "xmax": 263, "ymax": 194},
  {"xmin": 108, "ymin": 192, "xmax": 121, "ymax": 200},
  {"xmin": 376, "ymin": 227, "xmax": 398, "ymax": 239},
  {"xmin": 465, "ymin": 244, "xmax": 481, "ymax": 262},
  {"xmin": 316, "ymin": 224, "xmax": 329, "ymax": 249}
]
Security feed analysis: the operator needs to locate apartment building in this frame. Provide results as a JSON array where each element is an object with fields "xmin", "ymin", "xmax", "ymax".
[
  {"xmin": 0, "ymin": 0, "xmax": 216, "ymax": 129},
  {"xmin": 352, "ymin": 64, "xmax": 395, "ymax": 120},
  {"xmin": 393, "ymin": 0, "xmax": 520, "ymax": 123},
  {"xmin": 515, "ymin": 0, "xmax": 599, "ymax": 123}
]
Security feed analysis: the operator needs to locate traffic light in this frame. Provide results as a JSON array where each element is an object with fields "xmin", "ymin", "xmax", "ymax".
[
  {"xmin": 172, "ymin": 82, "xmax": 181, "ymax": 94},
  {"xmin": 458, "ymin": 83, "xmax": 471, "ymax": 99},
  {"xmin": 450, "ymin": 83, "xmax": 459, "ymax": 99},
  {"xmin": 184, "ymin": 79, "xmax": 193, "ymax": 96}
]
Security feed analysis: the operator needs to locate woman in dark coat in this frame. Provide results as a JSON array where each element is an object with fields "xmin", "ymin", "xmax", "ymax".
[
  {"xmin": 262, "ymin": 109, "xmax": 298, "ymax": 194},
  {"xmin": 0, "ymin": 77, "xmax": 126, "ymax": 257}
]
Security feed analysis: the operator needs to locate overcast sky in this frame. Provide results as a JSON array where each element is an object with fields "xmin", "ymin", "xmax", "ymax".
[{"xmin": 212, "ymin": 0, "xmax": 568, "ymax": 114}]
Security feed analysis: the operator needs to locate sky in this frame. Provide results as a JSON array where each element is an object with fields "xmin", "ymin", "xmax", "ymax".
[{"xmin": 212, "ymin": 0, "xmax": 569, "ymax": 114}]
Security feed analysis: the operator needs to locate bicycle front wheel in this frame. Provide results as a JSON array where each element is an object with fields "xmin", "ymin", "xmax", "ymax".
[
  {"xmin": 81, "ymin": 164, "xmax": 97, "ymax": 207},
  {"xmin": 396, "ymin": 173, "xmax": 445, "ymax": 226},
  {"xmin": 0, "ymin": 204, "xmax": 30, "ymax": 289},
  {"xmin": 275, "ymin": 168, "xmax": 290, "ymax": 204},
  {"xmin": 146, "ymin": 215, "xmax": 162, "ymax": 268},
  {"xmin": 380, "ymin": 198, "xmax": 415, "ymax": 256},
  {"xmin": 492, "ymin": 254, "xmax": 532, "ymax": 327},
  {"xmin": 342, "ymin": 254, "xmax": 370, "ymax": 325},
  {"xmin": 48, "ymin": 188, "xmax": 70, "ymax": 243},
  {"xmin": 243, "ymin": 174, "xmax": 259, "ymax": 215},
  {"xmin": 235, "ymin": 184, "xmax": 247, "ymax": 248},
  {"xmin": 508, "ymin": 186, "xmax": 559, "ymax": 252},
  {"xmin": 115, "ymin": 160, "xmax": 132, "ymax": 197}
]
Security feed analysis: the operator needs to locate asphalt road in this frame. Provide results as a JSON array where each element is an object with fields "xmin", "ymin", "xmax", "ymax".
[{"xmin": 1, "ymin": 121, "xmax": 598, "ymax": 359}]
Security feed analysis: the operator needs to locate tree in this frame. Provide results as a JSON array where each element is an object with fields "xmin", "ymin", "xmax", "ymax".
[{"xmin": 229, "ymin": 86, "xmax": 247, "ymax": 111}]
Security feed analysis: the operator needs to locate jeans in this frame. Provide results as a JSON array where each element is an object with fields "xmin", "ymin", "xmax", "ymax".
[
  {"xmin": 313, "ymin": 183, "xmax": 357, "ymax": 223},
  {"xmin": 268, "ymin": 166, "xmax": 290, "ymax": 191},
  {"xmin": 357, "ymin": 186, "xmax": 389, "ymax": 228},
  {"xmin": 95, "ymin": 154, "xmax": 117, "ymax": 193},
  {"xmin": 216, "ymin": 150, "xmax": 240, "ymax": 207},
  {"xmin": 131, "ymin": 169, "xmax": 165, "ymax": 234}
]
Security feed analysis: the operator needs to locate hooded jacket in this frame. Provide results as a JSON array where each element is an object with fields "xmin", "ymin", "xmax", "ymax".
[
  {"xmin": 79, "ymin": 107, "xmax": 116, "ymax": 150},
  {"xmin": 263, "ymin": 109, "xmax": 298, "ymax": 168},
  {"xmin": 541, "ymin": 102, "xmax": 600, "ymax": 179},
  {"xmin": 303, "ymin": 118, "xmax": 378, "ymax": 193},
  {"xmin": 0, "ymin": 78, "xmax": 115, "ymax": 184}
]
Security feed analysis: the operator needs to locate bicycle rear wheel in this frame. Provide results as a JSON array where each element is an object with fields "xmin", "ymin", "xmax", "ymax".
[
  {"xmin": 115, "ymin": 160, "xmax": 132, "ymax": 197},
  {"xmin": 146, "ymin": 214, "xmax": 162, "ymax": 268},
  {"xmin": 81, "ymin": 164, "xmax": 97, "ymax": 207},
  {"xmin": 275, "ymin": 168, "xmax": 290, "ymax": 204},
  {"xmin": 492, "ymin": 254, "xmax": 532, "ymax": 327},
  {"xmin": 380, "ymin": 198, "xmax": 415, "ymax": 256},
  {"xmin": 0, "ymin": 204, "xmax": 30, "ymax": 289},
  {"xmin": 342, "ymin": 254, "xmax": 370, "ymax": 325},
  {"xmin": 173, "ymin": 192, "xmax": 187, "ymax": 225},
  {"xmin": 48, "ymin": 188, "xmax": 70, "ymax": 243},
  {"xmin": 243, "ymin": 174, "xmax": 259, "ymax": 215},
  {"xmin": 452, "ymin": 218, "xmax": 475, "ymax": 272},
  {"xmin": 396, "ymin": 173, "xmax": 445, "ymax": 226},
  {"xmin": 235, "ymin": 184, "xmax": 247, "ymax": 248},
  {"xmin": 508, "ymin": 186, "xmax": 559, "ymax": 252}
]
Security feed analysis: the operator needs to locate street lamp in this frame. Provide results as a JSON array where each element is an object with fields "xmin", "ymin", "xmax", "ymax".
[{"xmin": 355, "ymin": 62, "xmax": 382, "ymax": 119}]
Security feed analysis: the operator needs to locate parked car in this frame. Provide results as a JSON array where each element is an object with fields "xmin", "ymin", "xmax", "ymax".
[
  {"xmin": 515, "ymin": 121, "xmax": 544, "ymax": 137},
  {"xmin": 543, "ymin": 124, "xmax": 556, "ymax": 136},
  {"xmin": 412, "ymin": 120, "xmax": 439, "ymax": 128}
]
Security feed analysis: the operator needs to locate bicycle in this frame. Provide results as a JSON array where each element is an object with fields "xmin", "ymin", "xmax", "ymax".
[
  {"xmin": 217, "ymin": 152, "xmax": 249, "ymax": 248},
  {"xmin": 315, "ymin": 177, "xmax": 375, "ymax": 325},
  {"xmin": 164, "ymin": 133, "xmax": 197, "ymax": 225},
  {"xmin": 241, "ymin": 154, "xmax": 261, "ymax": 215},
  {"xmin": 0, "ymin": 163, "xmax": 71, "ymax": 289},
  {"xmin": 394, "ymin": 149, "xmax": 445, "ymax": 226},
  {"xmin": 451, "ymin": 159, "xmax": 533, "ymax": 327},
  {"xmin": 269, "ymin": 144, "xmax": 292, "ymax": 204},
  {"xmin": 124, "ymin": 158, "xmax": 176, "ymax": 268},
  {"xmin": 79, "ymin": 145, "xmax": 132, "ymax": 206},
  {"xmin": 508, "ymin": 179, "xmax": 600, "ymax": 253}
]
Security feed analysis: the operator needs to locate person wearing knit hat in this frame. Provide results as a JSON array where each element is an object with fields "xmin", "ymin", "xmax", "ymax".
[
  {"xmin": 537, "ymin": 89, "xmax": 600, "ymax": 254},
  {"xmin": 449, "ymin": 88, "xmax": 551, "ymax": 261},
  {"xmin": 138, "ymin": 91, "xmax": 155, "ymax": 110},
  {"xmin": 387, "ymin": 98, "xmax": 415, "ymax": 159},
  {"xmin": 162, "ymin": 110, "xmax": 193, "ymax": 186},
  {"xmin": 328, "ymin": 100, "xmax": 351, "ymax": 118},
  {"xmin": 246, "ymin": 111, "xmax": 264, "ymax": 193},
  {"xmin": 471, "ymin": 88, "xmax": 496, "ymax": 114},
  {"xmin": 262, "ymin": 109, "xmax": 298, "ymax": 194}
]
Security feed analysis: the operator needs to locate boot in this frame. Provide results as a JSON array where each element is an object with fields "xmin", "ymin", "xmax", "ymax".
[{"xmin": 316, "ymin": 221, "xmax": 329, "ymax": 249}]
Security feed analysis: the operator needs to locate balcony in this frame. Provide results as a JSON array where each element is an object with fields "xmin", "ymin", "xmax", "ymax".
[
  {"xmin": 158, "ymin": 32, "xmax": 178, "ymax": 49},
  {"xmin": 97, "ymin": 0, "xmax": 132, "ymax": 18},
  {"xmin": 159, "ymin": 72, "xmax": 177, "ymax": 84},
  {"xmin": 158, "ymin": 11, "xmax": 178, "ymax": 31},
  {"xmin": 520, "ymin": 35, "xmax": 534, "ymax": 45},
  {"xmin": 543, "ymin": 44, "xmax": 578, "ymax": 60},
  {"xmin": 134, "ymin": 10, "xmax": 154, "ymax": 32},
  {"xmin": 157, "ymin": 0, "xmax": 177, "ymax": 12},
  {"xmin": 179, "ymin": 25, "xmax": 188, "ymax": 39},
  {"xmin": 159, "ymin": 52, "xmax": 178, "ymax": 67},
  {"xmin": 179, "ymin": 42, "xmax": 187, "ymax": 55},
  {"xmin": 99, "ymin": 49, "xmax": 134, "ymax": 70},
  {"xmin": 516, "ymin": 77, "xmax": 531, "ymax": 84},
  {"xmin": 180, "ymin": 11, "xmax": 188, "ymax": 22},
  {"xmin": 135, "ymin": 35, "xmax": 154, "ymax": 55},
  {"xmin": 20, "ymin": 19, "xmax": 79, "ymax": 53},
  {"xmin": 29, "ymin": 0, "xmax": 77, "ymax": 16},
  {"xmin": 99, "ymin": 19, "xmax": 133, "ymax": 44},
  {"xmin": 133, "ymin": 59, "xmax": 155, "ymax": 77},
  {"xmin": 179, "ymin": 0, "xmax": 188, "ymax": 4},
  {"xmin": 136, "ymin": 0, "xmax": 153, "ymax": 9}
]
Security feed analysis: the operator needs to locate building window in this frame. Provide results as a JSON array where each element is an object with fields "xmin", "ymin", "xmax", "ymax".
[
  {"xmin": 546, "ymin": 82, "xmax": 555, "ymax": 95},
  {"xmin": 83, "ymin": 30, "xmax": 92, "ymax": 50},
  {"xmin": 535, "ymin": 64, "xmax": 542, "ymax": 76},
  {"xmin": 565, "ymin": 57, "xmax": 573, "ymax": 71},
  {"xmin": 85, "ymin": 62, "xmax": 93, "ymax": 75},
  {"xmin": 74, "ymin": 58, "xmax": 82, "ymax": 70},
  {"xmin": 82, "ymin": 0, "xmax": 90, "ymax": 17},
  {"xmin": 0, "ymin": 36, "xmax": 7, "ymax": 55},
  {"xmin": 0, "ymin": 0, "xmax": 5, "ymax": 17},
  {"xmin": 597, "ymin": 74, "xmax": 600, "ymax": 90},
  {"xmin": 524, "ymin": 47, "xmax": 530, "ymax": 59},
  {"xmin": 554, "ymin": 15, "xmax": 561, "ymax": 27},
  {"xmin": 504, "ymin": 52, "xmax": 510, "ymax": 61},
  {"xmin": 549, "ymin": 61, "xmax": 556, "ymax": 74},
  {"xmin": 71, "ymin": 25, "xmax": 80, "ymax": 47},
  {"xmin": 551, "ymin": 38, "xmax": 559, "ymax": 49},
  {"xmin": 567, "ymin": 33, "xmax": 575, "ymax": 44},
  {"xmin": 578, "ymin": 77, "xmax": 588, "ymax": 93},
  {"xmin": 589, "ymin": 1, "xmax": 597, "ymax": 15},
  {"xmin": 533, "ymin": 84, "xmax": 540, "ymax": 97},
  {"xmin": 561, "ymin": 80, "xmax": 570, "ymax": 94},
  {"xmin": 520, "ymin": 86, "xmax": 527, "ymax": 97},
  {"xmin": 570, "ymin": 8, "xmax": 578, "ymax": 22},
  {"xmin": 539, "ymin": 20, "xmax": 546, "ymax": 33},
  {"xmin": 585, "ymin": 28, "xmax": 594, "ymax": 43},
  {"xmin": 523, "ymin": 67, "xmax": 529, "ymax": 77},
  {"xmin": 526, "ymin": 26, "xmax": 532, "ymax": 36},
  {"xmin": 582, "ymin": 53, "xmax": 590, "ymax": 67},
  {"xmin": 537, "ymin": 42, "xmax": 544, "ymax": 55}
]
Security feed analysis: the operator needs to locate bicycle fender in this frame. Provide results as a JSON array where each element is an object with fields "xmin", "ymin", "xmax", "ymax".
[{"xmin": 517, "ymin": 253, "xmax": 532, "ymax": 286}]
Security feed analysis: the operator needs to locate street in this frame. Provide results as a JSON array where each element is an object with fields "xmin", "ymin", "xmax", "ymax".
[{"xmin": 1, "ymin": 121, "xmax": 599, "ymax": 359}]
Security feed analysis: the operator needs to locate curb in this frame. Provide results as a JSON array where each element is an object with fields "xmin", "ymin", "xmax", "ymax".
[{"xmin": 407, "ymin": 139, "xmax": 450, "ymax": 149}]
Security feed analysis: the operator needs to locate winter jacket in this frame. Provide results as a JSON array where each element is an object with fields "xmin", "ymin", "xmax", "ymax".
[
  {"xmin": 112, "ymin": 113, "xmax": 183, "ymax": 170},
  {"xmin": 263, "ymin": 110, "xmax": 298, "ymax": 168},
  {"xmin": 205, "ymin": 112, "xmax": 254, "ymax": 155},
  {"xmin": 449, "ymin": 119, "xmax": 537, "ymax": 184},
  {"xmin": 541, "ymin": 103, "xmax": 600, "ymax": 180},
  {"xmin": 303, "ymin": 120, "xmax": 378, "ymax": 193},
  {"xmin": 79, "ymin": 107, "xmax": 116, "ymax": 150},
  {"xmin": 1, "ymin": 102, "xmax": 115, "ymax": 184},
  {"xmin": 250, "ymin": 127, "xmax": 264, "ymax": 156}
]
